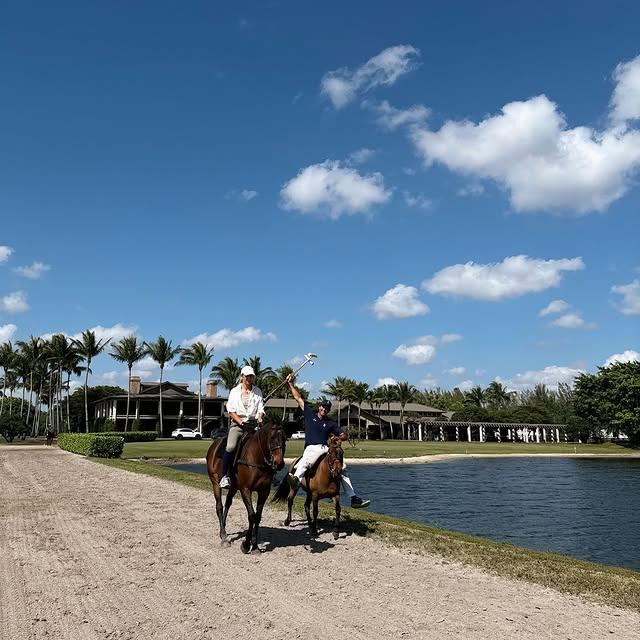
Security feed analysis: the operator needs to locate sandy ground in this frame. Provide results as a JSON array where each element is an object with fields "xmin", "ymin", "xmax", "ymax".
[{"xmin": 1, "ymin": 445, "xmax": 639, "ymax": 640}]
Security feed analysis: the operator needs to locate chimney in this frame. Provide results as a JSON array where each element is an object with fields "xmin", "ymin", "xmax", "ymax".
[
  {"xmin": 130, "ymin": 376, "xmax": 141, "ymax": 395},
  {"xmin": 206, "ymin": 381, "xmax": 218, "ymax": 399}
]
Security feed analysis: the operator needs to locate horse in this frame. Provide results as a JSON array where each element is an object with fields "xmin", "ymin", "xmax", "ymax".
[
  {"xmin": 272, "ymin": 433, "xmax": 344, "ymax": 539},
  {"xmin": 206, "ymin": 420, "xmax": 286, "ymax": 553}
]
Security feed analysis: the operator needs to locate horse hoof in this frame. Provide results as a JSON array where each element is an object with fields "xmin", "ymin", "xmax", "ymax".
[
  {"xmin": 250, "ymin": 547, "xmax": 263, "ymax": 555},
  {"xmin": 283, "ymin": 519, "xmax": 290, "ymax": 527},
  {"xmin": 220, "ymin": 539, "xmax": 231, "ymax": 548},
  {"xmin": 240, "ymin": 543, "xmax": 250, "ymax": 554},
  {"xmin": 333, "ymin": 532, "xmax": 339, "ymax": 540}
]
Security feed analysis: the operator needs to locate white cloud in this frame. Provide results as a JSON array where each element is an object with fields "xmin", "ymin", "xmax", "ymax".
[
  {"xmin": 538, "ymin": 299, "xmax": 569, "ymax": 316},
  {"xmin": 411, "ymin": 89, "xmax": 640, "ymax": 213},
  {"xmin": 99, "ymin": 371, "xmax": 122, "ymax": 383},
  {"xmin": 446, "ymin": 366, "xmax": 466, "ymax": 375},
  {"xmin": 402, "ymin": 191, "xmax": 432, "ymax": 210},
  {"xmin": 72, "ymin": 323, "xmax": 138, "ymax": 343},
  {"xmin": 440, "ymin": 333, "xmax": 463, "ymax": 343},
  {"xmin": 280, "ymin": 160, "xmax": 391, "ymax": 219},
  {"xmin": 348, "ymin": 148, "xmax": 376, "ymax": 164},
  {"xmin": 0, "ymin": 323, "xmax": 18, "ymax": 342},
  {"xmin": 368, "ymin": 100, "xmax": 430, "ymax": 130},
  {"xmin": 610, "ymin": 54, "xmax": 640, "ymax": 125},
  {"xmin": 456, "ymin": 379, "xmax": 475, "ymax": 392},
  {"xmin": 372, "ymin": 284, "xmax": 429, "ymax": 319},
  {"xmin": 288, "ymin": 354, "xmax": 305, "ymax": 366},
  {"xmin": 321, "ymin": 45, "xmax": 420, "ymax": 109},
  {"xmin": 393, "ymin": 341, "xmax": 436, "ymax": 365},
  {"xmin": 0, "ymin": 291, "xmax": 29, "ymax": 313},
  {"xmin": 324, "ymin": 319, "xmax": 342, "ymax": 328},
  {"xmin": 457, "ymin": 183, "xmax": 485, "ymax": 197},
  {"xmin": 496, "ymin": 365, "xmax": 584, "ymax": 391},
  {"xmin": 13, "ymin": 262, "xmax": 51, "ymax": 279},
  {"xmin": 375, "ymin": 377, "xmax": 398, "ymax": 388},
  {"xmin": 549, "ymin": 312, "xmax": 597, "ymax": 330},
  {"xmin": 226, "ymin": 189, "xmax": 258, "ymax": 202},
  {"xmin": 419, "ymin": 375, "xmax": 438, "ymax": 388},
  {"xmin": 611, "ymin": 279, "xmax": 640, "ymax": 315},
  {"xmin": 604, "ymin": 350, "xmax": 639, "ymax": 366},
  {"xmin": 423, "ymin": 255, "xmax": 585, "ymax": 301},
  {"xmin": 183, "ymin": 327, "xmax": 277, "ymax": 350},
  {"xmin": 0, "ymin": 246, "xmax": 13, "ymax": 264}
]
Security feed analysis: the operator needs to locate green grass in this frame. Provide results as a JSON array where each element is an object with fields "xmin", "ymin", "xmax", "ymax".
[
  {"xmin": 121, "ymin": 438, "xmax": 635, "ymax": 460},
  {"xmin": 93, "ymin": 457, "xmax": 640, "ymax": 612}
]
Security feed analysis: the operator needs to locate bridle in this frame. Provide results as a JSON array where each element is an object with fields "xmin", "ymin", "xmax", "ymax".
[
  {"xmin": 237, "ymin": 424, "xmax": 284, "ymax": 472},
  {"xmin": 326, "ymin": 443, "xmax": 343, "ymax": 480}
]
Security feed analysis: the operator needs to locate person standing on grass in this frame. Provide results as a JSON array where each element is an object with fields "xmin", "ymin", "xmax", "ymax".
[
  {"xmin": 286, "ymin": 375, "xmax": 370, "ymax": 509},
  {"xmin": 219, "ymin": 365, "xmax": 265, "ymax": 489}
]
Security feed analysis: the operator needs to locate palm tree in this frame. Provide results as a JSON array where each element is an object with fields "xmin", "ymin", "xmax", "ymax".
[
  {"xmin": 465, "ymin": 385, "xmax": 486, "ymax": 408},
  {"xmin": 341, "ymin": 378, "xmax": 357, "ymax": 434},
  {"xmin": 0, "ymin": 341, "xmax": 17, "ymax": 418},
  {"xmin": 323, "ymin": 377, "xmax": 346, "ymax": 429},
  {"xmin": 177, "ymin": 342, "xmax": 214, "ymax": 435},
  {"xmin": 485, "ymin": 381, "xmax": 510, "ymax": 409},
  {"xmin": 210, "ymin": 357, "xmax": 241, "ymax": 392},
  {"xmin": 110, "ymin": 336, "xmax": 146, "ymax": 433},
  {"xmin": 144, "ymin": 336, "xmax": 181, "ymax": 436},
  {"xmin": 46, "ymin": 334, "xmax": 78, "ymax": 432},
  {"xmin": 352, "ymin": 381, "xmax": 370, "ymax": 439},
  {"xmin": 396, "ymin": 381, "xmax": 417, "ymax": 440},
  {"xmin": 380, "ymin": 384, "xmax": 397, "ymax": 439},
  {"xmin": 73, "ymin": 330, "xmax": 111, "ymax": 433},
  {"xmin": 242, "ymin": 355, "xmax": 276, "ymax": 390},
  {"xmin": 63, "ymin": 351, "xmax": 84, "ymax": 431},
  {"xmin": 16, "ymin": 336, "xmax": 44, "ymax": 430},
  {"xmin": 274, "ymin": 364, "xmax": 295, "ymax": 421},
  {"xmin": 367, "ymin": 387, "xmax": 385, "ymax": 440}
]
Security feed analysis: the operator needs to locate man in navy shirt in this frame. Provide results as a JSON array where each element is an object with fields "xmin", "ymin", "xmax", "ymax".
[{"xmin": 287, "ymin": 376, "xmax": 370, "ymax": 509}]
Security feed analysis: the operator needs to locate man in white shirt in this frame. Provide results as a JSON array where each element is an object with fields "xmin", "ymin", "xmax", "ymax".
[{"xmin": 220, "ymin": 365, "xmax": 265, "ymax": 489}]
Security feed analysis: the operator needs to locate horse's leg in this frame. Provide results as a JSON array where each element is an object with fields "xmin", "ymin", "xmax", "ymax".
[
  {"xmin": 239, "ymin": 487, "xmax": 255, "ymax": 554},
  {"xmin": 251, "ymin": 487, "xmax": 268, "ymax": 553},
  {"xmin": 212, "ymin": 482, "xmax": 228, "ymax": 546},
  {"xmin": 220, "ymin": 488, "xmax": 236, "ymax": 547},
  {"xmin": 311, "ymin": 496, "xmax": 319, "ymax": 538},
  {"xmin": 333, "ymin": 494, "xmax": 341, "ymax": 540},
  {"xmin": 284, "ymin": 487, "xmax": 295, "ymax": 526},
  {"xmin": 304, "ymin": 492, "xmax": 314, "ymax": 536}
]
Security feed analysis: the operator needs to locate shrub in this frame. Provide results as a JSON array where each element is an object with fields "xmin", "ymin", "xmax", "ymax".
[
  {"xmin": 57, "ymin": 433, "xmax": 124, "ymax": 458},
  {"xmin": 0, "ymin": 414, "xmax": 29, "ymax": 442},
  {"xmin": 92, "ymin": 431, "xmax": 157, "ymax": 442}
]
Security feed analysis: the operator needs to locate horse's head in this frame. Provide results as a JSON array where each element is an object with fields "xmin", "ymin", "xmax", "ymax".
[
  {"xmin": 263, "ymin": 419, "xmax": 286, "ymax": 471},
  {"xmin": 326, "ymin": 434, "xmax": 344, "ymax": 479}
]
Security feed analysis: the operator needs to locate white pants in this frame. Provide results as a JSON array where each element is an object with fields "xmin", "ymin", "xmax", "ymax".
[{"xmin": 293, "ymin": 444, "xmax": 355, "ymax": 497}]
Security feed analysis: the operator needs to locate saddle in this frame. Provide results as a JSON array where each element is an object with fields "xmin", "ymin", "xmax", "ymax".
[
  {"xmin": 215, "ymin": 421, "xmax": 258, "ymax": 476},
  {"xmin": 291, "ymin": 452, "xmax": 331, "ymax": 480}
]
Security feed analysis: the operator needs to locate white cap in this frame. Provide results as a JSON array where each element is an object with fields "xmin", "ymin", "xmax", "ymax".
[{"xmin": 240, "ymin": 365, "xmax": 256, "ymax": 377}]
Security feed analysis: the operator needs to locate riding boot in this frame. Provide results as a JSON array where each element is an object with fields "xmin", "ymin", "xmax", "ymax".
[{"xmin": 221, "ymin": 450, "xmax": 234, "ymax": 479}]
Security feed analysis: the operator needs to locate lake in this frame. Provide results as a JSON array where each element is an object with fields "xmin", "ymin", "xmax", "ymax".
[{"xmin": 170, "ymin": 456, "xmax": 640, "ymax": 571}]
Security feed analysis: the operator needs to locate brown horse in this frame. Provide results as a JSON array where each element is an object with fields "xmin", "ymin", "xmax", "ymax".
[
  {"xmin": 206, "ymin": 420, "xmax": 286, "ymax": 553},
  {"xmin": 272, "ymin": 434, "xmax": 344, "ymax": 539}
]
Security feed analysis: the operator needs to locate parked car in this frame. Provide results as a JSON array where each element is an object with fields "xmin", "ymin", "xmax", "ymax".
[
  {"xmin": 290, "ymin": 431, "xmax": 305, "ymax": 440},
  {"xmin": 171, "ymin": 427, "xmax": 202, "ymax": 440}
]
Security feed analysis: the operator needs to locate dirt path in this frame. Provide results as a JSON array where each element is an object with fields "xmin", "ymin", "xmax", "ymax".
[{"xmin": 1, "ymin": 446, "xmax": 638, "ymax": 640}]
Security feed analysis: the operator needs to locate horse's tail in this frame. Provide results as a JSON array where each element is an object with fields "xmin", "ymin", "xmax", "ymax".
[{"xmin": 271, "ymin": 475, "xmax": 291, "ymax": 503}]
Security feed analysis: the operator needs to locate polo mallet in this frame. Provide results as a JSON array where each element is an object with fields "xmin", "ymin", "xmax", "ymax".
[{"xmin": 263, "ymin": 352, "xmax": 317, "ymax": 402}]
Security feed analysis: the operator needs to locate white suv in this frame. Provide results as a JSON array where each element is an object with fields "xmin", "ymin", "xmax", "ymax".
[
  {"xmin": 171, "ymin": 428, "xmax": 202, "ymax": 440},
  {"xmin": 290, "ymin": 431, "xmax": 305, "ymax": 440}
]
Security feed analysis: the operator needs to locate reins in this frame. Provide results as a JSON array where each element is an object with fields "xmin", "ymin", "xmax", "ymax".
[{"xmin": 237, "ymin": 426, "xmax": 283, "ymax": 472}]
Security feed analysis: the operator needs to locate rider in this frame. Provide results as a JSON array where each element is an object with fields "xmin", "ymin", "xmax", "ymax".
[
  {"xmin": 286, "ymin": 375, "xmax": 370, "ymax": 509},
  {"xmin": 220, "ymin": 365, "xmax": 265, "ymax": 489}
]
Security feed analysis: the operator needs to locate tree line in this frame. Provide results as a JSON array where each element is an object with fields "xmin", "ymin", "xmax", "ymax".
[{"xmin": 1, "ymin": 331, "xmax": 638, "ymax": 444}]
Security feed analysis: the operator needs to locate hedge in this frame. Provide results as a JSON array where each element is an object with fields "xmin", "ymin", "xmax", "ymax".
[
  {"xmin": 57, "ymin": 433, "xmax": 124, "ymax": 458},
  {"xmin": 92, "ymin": 431, "xmax": 158, "ymax": 442}
]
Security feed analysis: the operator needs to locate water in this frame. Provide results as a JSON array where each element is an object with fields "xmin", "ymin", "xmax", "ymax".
[{"xmin": 170, "ymin": 457, "xmax": 640, "ymax": 571}]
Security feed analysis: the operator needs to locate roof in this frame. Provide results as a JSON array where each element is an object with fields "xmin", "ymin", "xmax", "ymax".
[{"xmin": 332, "ymin": 401, "xmax": 444, "ymax": 414}]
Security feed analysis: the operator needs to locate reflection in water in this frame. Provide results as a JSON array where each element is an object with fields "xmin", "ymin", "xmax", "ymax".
[{"xmin": 171, "ymin": 457, "xmax": 640, "ymax": 571}]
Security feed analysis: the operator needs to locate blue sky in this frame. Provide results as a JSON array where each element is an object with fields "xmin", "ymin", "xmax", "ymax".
[{"xmin": 1, "ymin": 1, "xmax": 639, "ymax": 395}]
